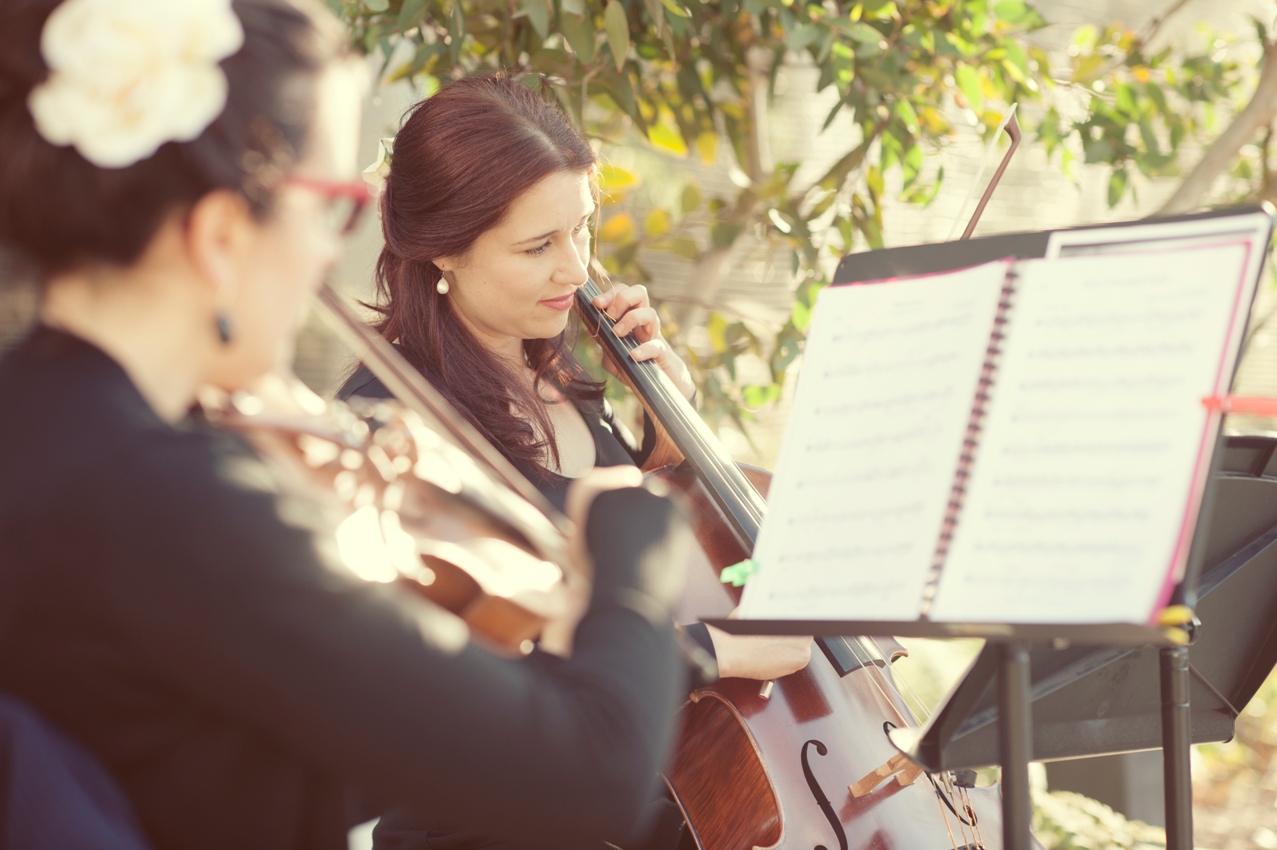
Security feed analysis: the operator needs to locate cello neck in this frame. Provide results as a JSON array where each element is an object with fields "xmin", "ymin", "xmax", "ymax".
[{"xmin": 575, "ymin": 279, "xmax": 766, "ymax": 547}]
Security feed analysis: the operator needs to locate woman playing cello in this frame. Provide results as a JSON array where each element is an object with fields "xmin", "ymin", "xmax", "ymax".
[{"xmin": 339, "ymin": 73, "xmax": 813, "ymax": 849}]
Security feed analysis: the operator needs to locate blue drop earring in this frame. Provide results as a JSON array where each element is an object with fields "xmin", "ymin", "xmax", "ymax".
[{"xmin": 215, "ymin": 312, "xmax": 234, "ymax": 344}]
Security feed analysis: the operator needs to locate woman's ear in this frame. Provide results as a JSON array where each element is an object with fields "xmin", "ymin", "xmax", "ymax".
[
  {"xmin": 184, "ymin": 189, "xmax": 255, "ymax": 305},
  {"xmin": 432, "ymin": 256, "xmax": 456, "ymax": 273}
]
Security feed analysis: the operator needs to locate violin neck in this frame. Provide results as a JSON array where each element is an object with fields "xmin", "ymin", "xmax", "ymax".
[{"xmin": 575, "ymin": 279, "xmax": 766, "ymax": 547}]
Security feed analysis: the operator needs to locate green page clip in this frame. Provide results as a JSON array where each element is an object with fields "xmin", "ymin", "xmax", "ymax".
[{"xmin": 720, "ymin": 558, "xmax": 759, "ymax": 587}]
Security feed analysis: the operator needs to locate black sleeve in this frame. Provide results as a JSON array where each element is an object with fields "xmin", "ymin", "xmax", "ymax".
[
  {"xmin": 600, "ymin": 399, "xmax": 658, "ymax": 468},
  {"xmin": 81, "ymin": 435, "xmax": 688, "ymax": 847}
]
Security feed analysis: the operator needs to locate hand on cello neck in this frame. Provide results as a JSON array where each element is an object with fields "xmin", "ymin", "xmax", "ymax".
[{"xmin": 705, "ymin": 613, "xmax": 813, "ymax": 680}]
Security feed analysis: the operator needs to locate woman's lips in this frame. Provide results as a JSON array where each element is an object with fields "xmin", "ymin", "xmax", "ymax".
[{"xmin": 539, "ymin": 293, "xmax": 575, "ymax": 311}]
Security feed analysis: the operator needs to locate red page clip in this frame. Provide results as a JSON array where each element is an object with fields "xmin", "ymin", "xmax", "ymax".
[{"xmin": 1202, "ymin": 395, "xmax": 1277, "ymax": 416}]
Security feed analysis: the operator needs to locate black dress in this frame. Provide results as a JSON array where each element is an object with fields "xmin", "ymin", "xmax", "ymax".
[
  {"xmin": 338, "ymin": 366, "xmax": 714, "ymax": 850},
  {"xmin": 0, "ymin": 327, "xmax": 690, "ymax": 850}
]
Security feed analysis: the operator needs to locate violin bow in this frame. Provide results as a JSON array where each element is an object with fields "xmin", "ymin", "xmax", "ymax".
[
  {"xmin": 957, "ymin": 108, "xmax": 1022, "ymax": 241},
  {"xmin": 312, "ymin": 283, "xmax": 569, "ymax": 533}
]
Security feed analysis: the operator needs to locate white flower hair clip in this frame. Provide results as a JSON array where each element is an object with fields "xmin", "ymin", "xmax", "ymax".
[
  {"xmin": 361, "ymin": 137, "xmax": 394, "ymax": 206},
  {"xmin": 27, "ymin": 0, "xmax": 245, "ymax": 169}
]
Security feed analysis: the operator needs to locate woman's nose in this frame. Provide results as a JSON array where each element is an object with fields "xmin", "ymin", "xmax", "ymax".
[{"xmin": 556, "ymin": 237, "xmax": 589, "ymax": 285}]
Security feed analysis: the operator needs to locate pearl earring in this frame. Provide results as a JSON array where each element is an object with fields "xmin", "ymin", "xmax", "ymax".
[{"xmin": 436, "ymin": 278, "xmax": 450, "ymax": 295}]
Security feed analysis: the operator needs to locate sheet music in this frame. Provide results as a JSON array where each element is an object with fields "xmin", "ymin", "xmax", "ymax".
[
  {"xmin": 739, "ymin": 261, "xmax": 1010, "ymax": 620},
  {"xmin": 931, "ymin": 243, "xmax": 1254, "ymax": 623}
]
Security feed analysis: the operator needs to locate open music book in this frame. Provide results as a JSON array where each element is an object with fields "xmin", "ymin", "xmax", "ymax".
[{"xmin": 739, "ymin": 237, "xmax": 1265, "ymax": 626}]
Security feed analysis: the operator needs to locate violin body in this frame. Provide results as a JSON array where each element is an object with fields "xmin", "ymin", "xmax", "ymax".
[
  {"xmin": 211, "ymin": 373, "xmax": 573, "ymax": 655},
  {"xmin": 655, "ymin": 463, "xmax": 1003, "ymax": 850}
]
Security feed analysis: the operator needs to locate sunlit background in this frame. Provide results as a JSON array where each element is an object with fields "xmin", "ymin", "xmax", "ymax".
[{"xmin": 4, "ymin": 1, "xmax": 1277, "ymax": 848}]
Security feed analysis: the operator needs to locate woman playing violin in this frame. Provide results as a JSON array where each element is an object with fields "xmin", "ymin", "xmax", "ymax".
[{"xmin": 0, "ymin": 2, "xmax": 694, "ymax": 848}]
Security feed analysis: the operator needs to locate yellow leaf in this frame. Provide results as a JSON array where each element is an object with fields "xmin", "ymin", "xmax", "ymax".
[
  {"xmin": 599, "ymin": 213, "xmax": 635, "ymax": 243},
  {"xmin": 695, "ymin": 131, "xmax": 718, "ymax": 164},
  {"xmin": 645, "ymin": 209, "xmax": 671, "ymax": 236},
  {"xmin": 598, "ymin": 164, "xmax": 639, "ymax": 190},
  {"xmin": 649, "ymin": 122, "xmax": 688, "ymax": 156}
]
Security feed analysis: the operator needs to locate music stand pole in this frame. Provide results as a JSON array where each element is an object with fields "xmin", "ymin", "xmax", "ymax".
[
  {"xmin": 999, "ymin": 641, "xmax": 1034, "ymax": 850},
  {"xmin": 1161, "ymin": 645, "xmax": 1194, "ymax": 850}
]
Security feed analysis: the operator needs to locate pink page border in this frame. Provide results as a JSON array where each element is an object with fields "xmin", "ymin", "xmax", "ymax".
[{"xmin": 1149, "ymin": 238, "xmax": 1257, "ymax": 623}]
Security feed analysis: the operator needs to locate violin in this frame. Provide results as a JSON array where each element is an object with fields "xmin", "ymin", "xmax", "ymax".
[
  {"xmin": 206, "ymin": 284, "xmax": 581, "ymax": 654},
  {"xmin": 570, "ymin": 106, "xmax": 1025, "ymax": 850}
]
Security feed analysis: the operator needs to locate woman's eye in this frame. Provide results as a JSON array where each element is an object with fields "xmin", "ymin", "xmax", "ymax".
[{"xmin": 526, "ymin": 241, "xmax": 550, "ymax": 256}]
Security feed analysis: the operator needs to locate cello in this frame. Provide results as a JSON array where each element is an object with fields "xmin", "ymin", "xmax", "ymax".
[{"xmin": 572, "ymin": 112, "xmax": 1025, "ymax": 850}]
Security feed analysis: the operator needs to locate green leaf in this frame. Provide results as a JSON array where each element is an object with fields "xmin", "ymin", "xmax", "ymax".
[
  {"xmin": 849, "ymin": 21, "xmax": 883, "ymax": 45},
  {"xmin": 669, "ymin": 236, "xmax": 700, "ymax": 260},
  {"xmin": 955, "ymin": 65, "xmax": 983, "ymax": 112},
  {"xmin": 790, "ymin": 298, "xmax": 812, "ymax": 331},
  {"xmin": 397, "ymin": 0, "xmax": 426, "ymax": 30},
  {"xmin": 710, "ymin": 220, "xmax": 744, "ymax": 250},
  {"xmin": 866, "ymin": 164, "xmax": 884, "ymax": 198},
  {"xmin": 522, "ymin": 0, "xmax": 551, "ymax": 38},
  {"xmin": 561, "ymin": 12, "xmax": 595, "ymax": 62},
  {"xmin": 742, "ymin": 384, "xmax": 781, "ymax": 407},
  {"xmin": 680, "ymin": 183, "xmax": 701, "ymax": 212},
  {"xmin": 561, "ymin": 0, "xmax": 587, "ymax": 13},
  {"xmin": 787, "ymin": 23, "xmax": 822, "ymax": 50},
  {"xmin": 605, "ymin": 0, "xmax": 631, "ymax": 71},
  {"xmin": 364, "ymin": 0, "xmax": 389, "ymax": 12},
  {"xmin": 991, "ymin": 0, "xmax": 1032, "ymax": 24},
  {"xmin": 1107, "ymin": 168, "xmax": 1128, "ymax": 207},
  {"xmin": 661, "ymin": 0, "xmax": 692, "ymax": 17},
  {"xmin": 893, "ymin": 99, "xmax": 919, "ymax": 135}
]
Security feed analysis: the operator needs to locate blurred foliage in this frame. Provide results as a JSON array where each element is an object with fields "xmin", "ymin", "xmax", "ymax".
[
  {"xmin": 1192, "ymin": 666, "xmax": 1277, "ymax": 849},
  {"xmin": 1036, "ymin": 15, "xmax": 1264, "ymax": 209},
  {"xmin": 1032, "ymin": 789, "xmax": 1164, "ymax": 850},
  {"xmin": 331, "ymin": 0, "xmax": 1048, "ymax": 431},
  {"xmin": 331, "ymin": 0, "xmax": 1277, "ymax": 435}
]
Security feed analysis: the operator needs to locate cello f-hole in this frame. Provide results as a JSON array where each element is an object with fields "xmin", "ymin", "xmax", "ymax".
[{"xmin": 800, "ymin": 739, "xmax": 848, "ymax": 850}]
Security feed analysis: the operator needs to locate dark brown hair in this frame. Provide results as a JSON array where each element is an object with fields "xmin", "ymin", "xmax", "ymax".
[
  {"xmin": 373, "ymin": 73, "xmax": 603, "ymax": 479},
  {"xmin": 0, "ymin": 0, "xmax": 347, "ymax": 278}
]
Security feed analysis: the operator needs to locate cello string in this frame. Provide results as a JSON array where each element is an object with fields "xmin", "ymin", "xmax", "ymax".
[
  {"xmin": 583, "ymin": 280, "xmax": 947, "ymax": 729},
  {"xmin": 585, "ymin": 280, "xmax": 990, "ymax": 826},
  {"xmin": 933, "ymin": 778, "xmax": 961, "ymax": 850},
  {"xmin": 948, "ymin": 773, "xmax": 974, "ymax": 849},
  {"xmin": 866, "ymin": 635, "xmax": 933, "ymax": 722}
]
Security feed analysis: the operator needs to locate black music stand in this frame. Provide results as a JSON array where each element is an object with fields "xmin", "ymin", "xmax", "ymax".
[
  {"xmin": 884, "ymin": 435, "xmax": 1277, "ymax": 849},
  {"xmin": 711, "ymin": 206, "xmax": 1277, "ymax": 850}
]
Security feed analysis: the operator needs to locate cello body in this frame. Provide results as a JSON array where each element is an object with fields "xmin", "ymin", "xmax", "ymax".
[
  {"xmin": 657, "ymin": 464, "xmax": 1003, "ymax": 850},
  {"xmin": 575, "ymin": 280, "xmax": 1010, "ymax": 850}
]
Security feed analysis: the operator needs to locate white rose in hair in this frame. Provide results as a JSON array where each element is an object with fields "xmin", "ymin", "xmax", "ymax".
[{"xmin": 28, "ymin": 0, "xmax": 245, "ymax": 169}]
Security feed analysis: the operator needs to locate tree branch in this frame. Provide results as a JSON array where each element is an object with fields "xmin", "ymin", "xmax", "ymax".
[{"xmin": 1159, "ymin": 42, "xmax": 1277, "ymax": 214}]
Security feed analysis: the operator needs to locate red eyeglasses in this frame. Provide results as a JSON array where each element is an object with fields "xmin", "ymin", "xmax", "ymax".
[{"xmin": 284, "ymin": 176, "xmax": 373, "ymax": 235}]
